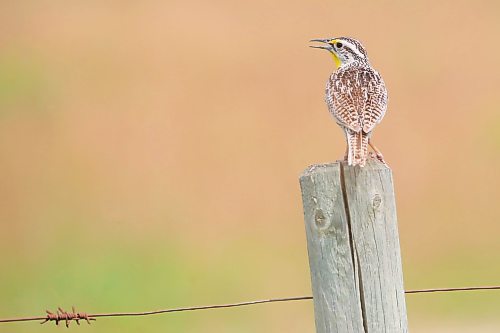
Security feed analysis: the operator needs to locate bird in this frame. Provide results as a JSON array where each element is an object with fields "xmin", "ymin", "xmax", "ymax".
[{"xmin": 310, "ymin": 37, "xmax": 388, "ymax": 167}]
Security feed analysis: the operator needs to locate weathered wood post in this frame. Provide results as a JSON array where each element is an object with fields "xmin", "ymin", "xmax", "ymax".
[{"xmin": 299, "ymin": 160, "xmax": 408, "ymax": 333}]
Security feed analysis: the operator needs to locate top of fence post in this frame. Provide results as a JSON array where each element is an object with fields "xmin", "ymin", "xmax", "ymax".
[{"xmin": 299, "ymin": 159, "xmax": 408, "ymax": 333}]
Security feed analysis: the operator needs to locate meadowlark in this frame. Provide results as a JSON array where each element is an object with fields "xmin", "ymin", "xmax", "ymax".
[{"xmin": 310, "ymin": 37, "xmax": 387, "ymax": 167}]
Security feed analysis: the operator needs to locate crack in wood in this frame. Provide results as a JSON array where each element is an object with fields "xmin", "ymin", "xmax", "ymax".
[{"xmin": 340, "ymin": 162, "xmax": 368, "ymax": 333}]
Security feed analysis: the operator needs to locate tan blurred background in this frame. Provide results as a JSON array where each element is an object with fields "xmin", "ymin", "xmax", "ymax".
[{"xmin": 1, "ymin": 0, "xmax": 500, "ymax": 332}]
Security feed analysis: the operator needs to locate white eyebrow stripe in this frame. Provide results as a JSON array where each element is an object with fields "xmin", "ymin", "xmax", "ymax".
[{"xmin": 340, "ymin": 40, "xmax": 365, "ymax": 58}]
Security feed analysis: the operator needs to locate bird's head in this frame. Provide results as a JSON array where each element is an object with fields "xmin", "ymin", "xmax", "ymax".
[{"xmin": 310, "ymin": 37, "xmax": 369, "ymax": 69}]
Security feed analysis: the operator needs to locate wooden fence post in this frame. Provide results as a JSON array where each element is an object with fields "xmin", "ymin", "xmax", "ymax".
[{"xmin": 299, "ymin": 160, "xmax": 408, "ymax": 333}]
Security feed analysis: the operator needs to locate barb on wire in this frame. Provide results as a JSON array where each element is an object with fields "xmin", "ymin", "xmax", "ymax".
[
  {"xmin": 0, "ymin": 285, "xmax": 499, "ymax": 326},
  {"xmin": 41, "ymin": 307, "xmax": 95, "ymax": 327}
]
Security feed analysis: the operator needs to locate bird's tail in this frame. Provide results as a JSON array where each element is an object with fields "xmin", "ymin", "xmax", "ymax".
[{"xmin": 347, "ymin": 130, "xmax": 369, "ymax": 167}]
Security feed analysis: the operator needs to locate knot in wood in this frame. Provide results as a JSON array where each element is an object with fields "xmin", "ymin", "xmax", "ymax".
[
  {"xmin": 372, "ymin": 193, "xmax": 382, "ymax": 210},
  {"xmin": 314, "ymin": 209, "xmax": 330, "ymax": 230}
]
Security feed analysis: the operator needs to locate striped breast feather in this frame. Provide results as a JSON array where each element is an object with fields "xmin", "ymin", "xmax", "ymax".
[{"xmin": 326, "ymin": 66, "xmax": 387, "ymax": 133}]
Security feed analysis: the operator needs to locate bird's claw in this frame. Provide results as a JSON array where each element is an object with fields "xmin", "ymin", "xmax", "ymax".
[{"xmin": 369, "ymin": 152, "xmax": 388, "ymax": 167}]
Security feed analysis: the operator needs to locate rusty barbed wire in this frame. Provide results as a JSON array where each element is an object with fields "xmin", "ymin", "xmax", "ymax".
[
  {"xmin": 0, "ymin": 285, "xmax": 499, "ymax": 326},
  {"xmin": 41, "ymin": 307, "xmax": 95, "ymax": 327}
]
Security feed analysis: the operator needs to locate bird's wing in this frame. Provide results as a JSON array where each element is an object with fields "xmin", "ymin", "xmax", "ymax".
[
  {"xmin": 326, "ymin": 67, "xmax": 387, "ymax": 133},
  {"xmin": 326, "ymin": 69, "xmax": 362, "ymax": 132},
  {"xmin": 360, "ymin": 68, "xmax": 387, "ymax": 133}
]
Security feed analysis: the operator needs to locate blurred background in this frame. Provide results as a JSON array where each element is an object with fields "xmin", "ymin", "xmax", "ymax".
[{"xmin": 1, "ymin": 0, "xmax": 499, "ymax": 332}]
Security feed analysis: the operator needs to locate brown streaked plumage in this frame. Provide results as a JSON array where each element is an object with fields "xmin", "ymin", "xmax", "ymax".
[{"xmin": 311, "ymin": 37, "xmax": 388, "ymax": 167}]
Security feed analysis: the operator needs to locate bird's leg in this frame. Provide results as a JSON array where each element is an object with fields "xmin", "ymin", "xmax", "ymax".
[
  {"xmin": 368, "ymin": 140, "xmax": 388, "ymax": 166},
  {"xmin": 343, "ymin": 145, "xmax": 349, "ymax": 162}
]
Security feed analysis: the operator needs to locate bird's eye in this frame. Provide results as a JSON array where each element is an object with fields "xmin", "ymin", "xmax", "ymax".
[{"xmin": 336, "ymin": 42, "xmax": 343, "ymax": 48}]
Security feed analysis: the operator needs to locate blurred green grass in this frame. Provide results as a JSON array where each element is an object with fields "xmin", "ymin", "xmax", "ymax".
[
  {"xmin": 1, "ymin": 234, "xmax": 499, "ymax": 332},
  {"xmin": 0, "ymin": 50, "xmax": 49, "ymax": 115},
  {"xmin": 0, "ymin": 234, "xmax": 315, "ymax": 332},
  {"xmin": 406, "ymin": 251, "xmax": 500, "ymax": 319}
]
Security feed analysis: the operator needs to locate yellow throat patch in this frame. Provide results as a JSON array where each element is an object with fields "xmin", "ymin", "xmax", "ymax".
[
  {"xmin": 329, "ymin": 39, "xmax": 342, "ymax": 69},
  {"xmin": 331, "ymin": 52, "xmax": 341, "ymax": 69}
]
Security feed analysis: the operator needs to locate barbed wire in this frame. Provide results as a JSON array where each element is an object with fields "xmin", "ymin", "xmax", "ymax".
[
  {"xmin": 0, "ymin": 285, "xmax": 499, "ymax": 326},
  {"xmin": 404, "ymin": 286, "xmax": 500, "ymax": 294}
]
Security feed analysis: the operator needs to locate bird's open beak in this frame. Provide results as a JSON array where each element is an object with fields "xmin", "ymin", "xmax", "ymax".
[{"xmin": 309, "ymin": 39, "xmax": 334, "ymax": 51}]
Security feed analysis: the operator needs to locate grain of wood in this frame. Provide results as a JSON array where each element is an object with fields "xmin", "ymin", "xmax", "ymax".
[{"xmin": 300, "ymin": 160, "xmax": 408, "ymax": 333}]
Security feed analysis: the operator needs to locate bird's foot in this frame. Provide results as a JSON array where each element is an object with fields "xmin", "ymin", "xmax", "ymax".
[{"xmin": 369, "ymin": 152, "xmax": 388, "ymax": 167}]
